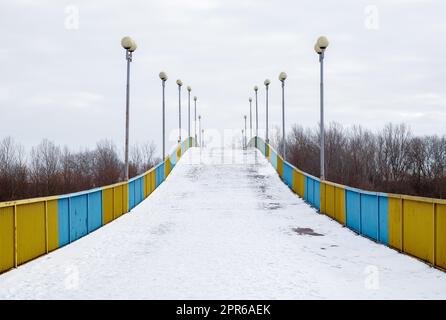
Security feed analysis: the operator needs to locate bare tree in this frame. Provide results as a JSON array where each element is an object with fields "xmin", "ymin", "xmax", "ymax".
[
  {"xmin": 29, "ymin": 139, "xmax": 62, "ymax": 196},
  {"xmin": 130, "ymin": 143, "xmax": 143, "ymax": 177},
  {"xmin": 129, "ymin": 141, "xmax": 158, "ymax": 177},
  {"xmin": 345, "ymin": 125, "xmax": 377, "ymax": 189},
  {"xmin": 3, "ymin": 122, "xmax": 446, "ymax": 201},
  {"xmin": 375, "ymin": 123, "xmax": 412, "ymax": 192},
  {"xmin": 140, "ymin": 141, "xmax": 158, "ymax": 171},
  {"xmin": 324, "ymin": 122, "xmax": 348, "ymax": 182},
  {"xmin": 287, "ymin": 124, "xmax": 319, "ymax": 177},
  {"xmin": 269, "ymin": 125, "xmax": 282, "ymax": 154},
  {"xmin": 286, "ymin": 122, "xmax": 446, "ymax": 199},
  {"xmin": 0, "ymin": 137, "xmax": 162, "ymax": 202},
  {"xmin": 0, "ymin": 137, "xmax": 27, "ymax": 201},
  {"xmin": 93, "ymin": 140, "xmax": 122, "ymax": 186}
]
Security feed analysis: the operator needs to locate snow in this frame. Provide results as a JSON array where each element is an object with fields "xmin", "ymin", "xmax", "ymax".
[{"xmin": 0, "ymin": 147, "xmax": 445, "ymax": 299}]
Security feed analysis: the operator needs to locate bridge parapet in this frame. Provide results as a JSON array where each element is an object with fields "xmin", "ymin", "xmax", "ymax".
[
  {"xmin": 250, "ymin": 136, "xmax": 446, "ymax": 271},
  {"xmin": 0, "ymin": 137, "xmax": 195, "ymax": 274}
]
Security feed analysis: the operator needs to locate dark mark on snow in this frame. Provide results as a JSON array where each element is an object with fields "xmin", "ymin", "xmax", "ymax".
[
  {"xmin": 264, "ymin": 202, "xmax": 282, "ymax": 210},
  {"xmin": 249, "ymin": 174, "xmax": 266, "ymax": 180},
  {"xmin": 293, "ymin": 227, "xmax": 324, "ymax": 236}
]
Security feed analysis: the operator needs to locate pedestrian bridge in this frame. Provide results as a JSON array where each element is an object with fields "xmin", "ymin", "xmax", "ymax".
[{"xmin": 0, "ymin": 137, "xmax": 446, "ymax": 299}]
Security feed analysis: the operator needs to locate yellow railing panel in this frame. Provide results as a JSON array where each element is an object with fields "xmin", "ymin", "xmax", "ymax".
[
  {"xmin": 291, "ymin": 169, "xmax": 306, "ymax": 199},
  {"xmin": 327, "ymin": 183, "xmax": 336, "ymax": 219},
  {"xmin": 124, "ymin": 183, "xmax": 129, "ymax": 213},
  {"xmin": 292, "ymin": 169, "xmax": 298, "ymax": 195},
  {"xmin": 102, "ymin": 187, "xmax": 114, "ymax": 224},
  {"xmin": 0, "ymin": 206, "xmax": 14, "ymax": 273},
  {"xmin": 143, "ymin": 174, "xmax": 148, "ymax": 198},
  {"xmin": 277, "ymin": 157, "xmax": 283, "ymax": 179},
  {"xmin": 436, "ymin": 203, "xmax": 446, "ymax": 269},
  {"xmin": 47, "ymin": 199, "xmax": 59, "ymax": 252},
  {"xmin": 403, "ymin": 199, "xmax": 434, "ymax": 264},
  {"xmin": 16, "ymin": 202, "xmax": 46, "ymax": 265},
  {"xmin": 165, "ymin": 157, "xmax": 171, "ymax": 178},
  {"xmin": 113, "ymin": 185, "xmax": 123, "ymax": 219},
  {"xmin": 150, "ymin": 170, "xmax": 156, "ymax": 194},
  {"xmin": 320, "ymin": 182, "xmax": 326, "ymax": 214},
  {"xmin": 335, "ymin": 186, "xmax": 346, "ymax": 225}
]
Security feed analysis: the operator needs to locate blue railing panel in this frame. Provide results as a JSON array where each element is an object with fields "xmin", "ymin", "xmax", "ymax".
[
  {"xmin": 283, "ymin": 162, "xmax": 293, "ymax": 188},
  {"xmin": 57, "ymin": 198, "xmax": 70, "ymax": 247},
  {"xmin": 361, "ymin": 194, "xmax": 379, "ymax": 241},
  {"xmin": 69, "ymin": 194, "xmax": 88, "ymax": 242},
  {"xmin": 346, "ymin": 190, "xmax": 361, "ymax": 233},
  {"xmin": 87, "ymin": 190, "xmax": 102, "ymax": 232}
]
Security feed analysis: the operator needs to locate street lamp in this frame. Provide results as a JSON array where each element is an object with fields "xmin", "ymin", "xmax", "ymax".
[
  {"xmin": 254, "ymin": 86, "xmax": 259, "ymax": 140},
  {"xmin": 187, "ymin": 86, "xmax": 192, "ymax": 139},
  {"xmin": 176, "ymin": 79, "xmax": 183, "ymax": 143},
  {"xmin": 242, "ymin": 129, "xmax": 245, "ymax": 149},
  {"xmin": 264, "ymin": 79, "xmax": 271, "ymax": 143},
  {"xmin": 202, "ymin": 129, "xmax": 205, "ymax": 147},
  {"xmin": 315, "ymin": 36, "xmax": 329, "ymax": 180},
  {"xmin": 159, "ymin": 71, "xmax": 168, "ymax": 159},
  {"xmin": 249, "ymin": 97, "xmax": 252, "ymax": 142},
  {"xmin": 194, "ymin": 96, "xmax": 198, "ymax": 146},
  {"xmin": 198, "ymin": 115, "xmax": 202, "ymax": 147},
  {"xmin": 244, "ymin": 115, "xmax": 247, "ymax": 149},
  {"xmin": 121, "ymin": 36, "xmax": 137, "ymax": 181},
  {"xmin": 279, "ymin": 71, "xmax": 287, "ymax": 160}
]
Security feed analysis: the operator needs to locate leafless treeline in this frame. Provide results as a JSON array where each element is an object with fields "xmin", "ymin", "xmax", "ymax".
[
  {"xmin": 0, "ymin": 137, "xmax": 160, "ymax": 202},
  {"xmin": 270, "ymin": 123, "xmax": 446, "ymax": 199}
]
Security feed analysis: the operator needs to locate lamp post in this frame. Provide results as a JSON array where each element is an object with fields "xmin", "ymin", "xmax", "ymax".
[
  {"xmin": 202, "ymin": 129, "xmax": 205, "ymax": 147},
  {"xmin": 159, "ymin": 71, "xmax": 168, "ymax": 160},
  {"xmin": 194, "ymin": 96, "xmax": 198, "ymax": 146},
  {"xmin": 249, "ymin": 97, "xmax": 252, "ymax": 142},
  {"xmin": 242, "ymin": 129, "xmax": 245, "ymax": 149},
  {"xmin": 254, "ymin": 86, "xmax": 258, "ymax": 139},
  {"xmin": 315, "ymin": 36, "xmax": 329, "ymax": 180},
  {"xmin": 121, "ymin": 36, "xmax": 137, "ymax": 181},
  {"xmin": 279, "ymin": 71, "xmax": 287, "ymax": 160},
  {"xmin": 198, "ymin": 115, "xmax": 202, "ymax": 147},
  {"xmin": 244, "ymin": 115, "xmax": 247, "ymax": 149},
  {"xmin": 187, "ymin": 86, "xmax": 191, "ymax": 139},
  {"xmin": 176, "ymin": 79, "xmax": 183, "ymax": 143},
  {"xmin": 264, "ymin": 79, "xmax": 271, "ymax": 143}
]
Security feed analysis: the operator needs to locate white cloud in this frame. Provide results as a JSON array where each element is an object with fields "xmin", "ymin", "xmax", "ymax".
[{"xmin": 0, "ymin": 0, "xmax": 445, "ymax": 153}]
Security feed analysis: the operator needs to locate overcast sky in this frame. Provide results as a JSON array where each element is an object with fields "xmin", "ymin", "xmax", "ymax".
[{"xmin": 1, "ymin": 0, "xmax": 445, "ymax": 157}]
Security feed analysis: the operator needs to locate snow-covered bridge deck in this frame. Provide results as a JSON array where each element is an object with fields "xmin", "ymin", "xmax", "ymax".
[{"xmin": 0, "ymin": 147, "xmax": 445, "ymax": 299}]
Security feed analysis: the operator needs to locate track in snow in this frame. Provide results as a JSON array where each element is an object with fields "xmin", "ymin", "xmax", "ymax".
[{"xmin": 0, "ymin": 147, "xmax": 445, "ymax": 299}]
